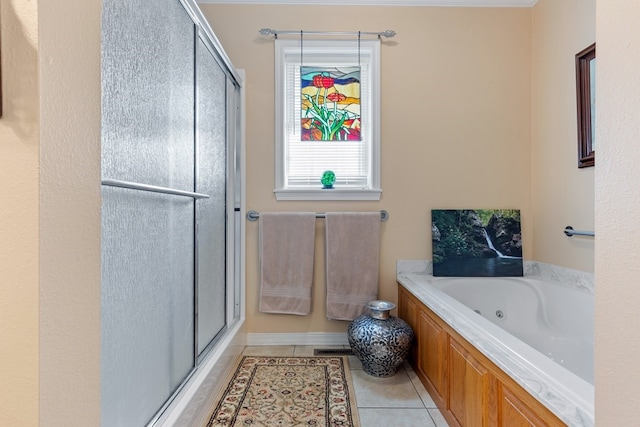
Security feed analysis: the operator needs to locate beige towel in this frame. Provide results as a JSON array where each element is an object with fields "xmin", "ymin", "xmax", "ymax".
[
  {"xmin": 259, "ymin": 212, "xmax": 316, "ymax": 315},
  {"xmin": 325, "ymin": 212, "xmax": 380, "ymax": 321}
]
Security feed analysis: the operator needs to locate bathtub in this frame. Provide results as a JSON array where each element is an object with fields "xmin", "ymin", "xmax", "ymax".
[{"xmin": 397, "ymin": 270, "xmax": 594, "ymax": 427}]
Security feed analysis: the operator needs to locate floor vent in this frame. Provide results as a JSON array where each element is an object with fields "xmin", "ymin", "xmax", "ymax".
[{"xmin": 314, "ymin": 348, "xmax": 354, "ymax": 356}]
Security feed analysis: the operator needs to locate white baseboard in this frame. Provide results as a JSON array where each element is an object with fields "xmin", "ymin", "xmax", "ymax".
[{"xmin": 246, "ymin": 332, "xmax": 350, "ymax": 346}]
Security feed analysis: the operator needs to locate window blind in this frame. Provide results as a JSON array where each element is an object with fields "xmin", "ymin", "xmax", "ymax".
[{"xmin": 283, "ymin": 61, "xmax": 371, "ymax": 189}]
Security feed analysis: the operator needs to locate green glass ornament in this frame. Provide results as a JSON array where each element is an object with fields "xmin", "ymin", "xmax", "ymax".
[{"xmin": 321, "ymin": 170, "xmax": 336, "ymax": 189}]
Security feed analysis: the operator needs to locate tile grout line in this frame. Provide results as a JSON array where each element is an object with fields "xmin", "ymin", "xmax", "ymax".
[{"xmin": 291, "ymin": 345, "xmax": 447, "ymax": 426}]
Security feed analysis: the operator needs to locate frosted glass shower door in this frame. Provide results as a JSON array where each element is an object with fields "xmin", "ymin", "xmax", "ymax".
[
  {"xmin": 196, "ymin": 35, "xmax": 228, "ymax": 356},
  {"xmin": 101, "ymin": 190, "xmax": 195, "ymax": 426},
  {"xmin": 101, "ymin": 0, "xmax": 196, "ymax": 425}
]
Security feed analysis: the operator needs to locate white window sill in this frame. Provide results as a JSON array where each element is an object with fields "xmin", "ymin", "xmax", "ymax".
[{"xmin": 274, "ymin": 188, "xmax": 382, "ymax": 201}]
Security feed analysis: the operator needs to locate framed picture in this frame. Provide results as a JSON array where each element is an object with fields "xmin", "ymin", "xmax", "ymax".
[
  {"xmin": 576, "ymin": 43, "xmax": 596, "ymax": 168},
  {"xmin": 432, "ymin": 209, "xmax": 523, "ymax": 277}
]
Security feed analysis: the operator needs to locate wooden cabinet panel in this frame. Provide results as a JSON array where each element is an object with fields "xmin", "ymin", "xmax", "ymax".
[
  {"xmin": 398, "ymin": 287, "xmax": 419, "ymax": 364},
  {"xmin": 499, "ymin": 385, "xmax": 548, "ymax": 427},
  {"xmin": 398, "ymin": 283, "xmax": 567, "ymax": 427},
  {"xmin": 497, "ymin": 381, "xmax": 567, "ymax": 427},
  {"xmin": 418, "ymin": 309, "xmax": 448, "ymax": 401},
  {"xmin": 398, "ymin": 287, "xmax": 416, "ymax": 328},
  {"xmin": 449, "ymin": 338, "xmax": 490, "ymax": 427}
]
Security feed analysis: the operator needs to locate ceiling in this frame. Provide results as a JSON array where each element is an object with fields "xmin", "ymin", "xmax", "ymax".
[{"xmin": 197, "ymin": 0, "xmax": 538, "ymax": 6}]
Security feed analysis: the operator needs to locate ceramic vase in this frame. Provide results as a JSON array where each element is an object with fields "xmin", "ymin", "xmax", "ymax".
[{"xmin": 348, "ymin": 300, "xmax": 414, "ymax": 377}]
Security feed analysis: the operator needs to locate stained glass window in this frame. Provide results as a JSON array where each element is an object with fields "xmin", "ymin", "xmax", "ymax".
[{"xmin": 300, "ymin": 66, "xmax": 361, "ymax": 141}]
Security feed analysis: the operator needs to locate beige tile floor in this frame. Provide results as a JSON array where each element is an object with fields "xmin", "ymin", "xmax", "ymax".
[{"xmin": 240, "ymin": 345, "xmax": 449, "ymax": 427}]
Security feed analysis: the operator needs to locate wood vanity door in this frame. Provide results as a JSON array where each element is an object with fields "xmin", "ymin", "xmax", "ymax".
[
  {"xmin": 497, "ymin": 380, "xmax": 566, "ymax": 427},
  {"xmin": 398, "ymin": 287, "xmax": 419, "ymax": 364},
  {"xmin": 418, "ymin": 309, "xmax": 448, "ymax": 404},
  {"xmin": 449, "ymin": 338, "xmax": 491, "ymax": 427},
  {"xmin": 500, "ymin": 386, "xmax": 546, "ymax": 426}
]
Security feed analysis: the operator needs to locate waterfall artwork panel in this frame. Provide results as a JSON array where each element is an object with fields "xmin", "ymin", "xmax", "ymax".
[
  {"xmin": 431, "ymin": 209, "xmax": 523, "ymax": 277},
  {"xmin": 300, "ymin": 66, "xmax": 361, "ymax": 141}
]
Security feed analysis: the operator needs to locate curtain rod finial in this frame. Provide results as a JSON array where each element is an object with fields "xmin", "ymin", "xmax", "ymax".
[{"xmin": 259, "ymin": 28, "xmax": 274, "ymax": 36}]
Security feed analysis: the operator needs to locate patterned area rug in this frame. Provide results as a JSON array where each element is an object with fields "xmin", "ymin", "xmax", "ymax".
[{"xmin": 206, "ymin": 356, "xmax": 360, "ymax": 427}]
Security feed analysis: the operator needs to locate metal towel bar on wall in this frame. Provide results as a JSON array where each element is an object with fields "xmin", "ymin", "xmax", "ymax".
[
  {"xmin": 564, "ymin": 226, "xmax": 595, "ymax": 237},
  {"xmin": 246, "ymin": 210, "xmax": 389, "ymax": 222}
]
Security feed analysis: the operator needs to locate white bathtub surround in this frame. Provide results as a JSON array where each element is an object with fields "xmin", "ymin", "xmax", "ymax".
[
  {"xmin": 396, "ymin": 259, "xmax": 433, "ymax": 276},
  {"xmin": 396, "ymin": 260, "xmax": 594, "ymax": 427},
  {"xmin": 397, "ymin": 259, "xmax": 594, "ymax": 294},
  {"xmin": 523, "ymin": 261, "xmax": 594, "ymax": 295}
]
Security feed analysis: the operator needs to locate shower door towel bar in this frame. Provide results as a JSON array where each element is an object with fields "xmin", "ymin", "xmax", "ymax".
[
  {"xmin": 563, "ymin": 226, "xmax": 595, "ymax": 237},
  {"xmin": 246, "ymin": 209, "xmax": 388, "ymax": 222},
  {"xmin": 101, "ymin": 179, "xmax": 210, "ymax": 199}
]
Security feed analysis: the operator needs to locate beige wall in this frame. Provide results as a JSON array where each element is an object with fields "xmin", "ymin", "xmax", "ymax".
[
  {"xmin": 1, "ymin": 0, "xmax": 102, "ymax": 424},
  {"xmin": 38, "ymin": 0, "xmax": 103, "ymax": 423},
  {"xmin": 7, "ymin": 0, "xmax": 625, "ymax": 424},
  {"xmin": 532, "ymin": 0, "xmax": 595, "ymax": 273},
  {"xmin": 595, "ymin": 2, "xmax": 640, "ymax": 424},
  {"xmin": 200, "ymin": 5, "xmax": 532, "ymax": 334},
  {"xmin": 0, "ymin": 0, "xmax": 40, "ymax": 424}
]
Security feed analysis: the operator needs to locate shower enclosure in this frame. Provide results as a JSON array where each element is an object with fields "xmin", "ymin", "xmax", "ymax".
[{"xmin": 100, "ymin": 0, "xmax": 244, "ymax": 425}]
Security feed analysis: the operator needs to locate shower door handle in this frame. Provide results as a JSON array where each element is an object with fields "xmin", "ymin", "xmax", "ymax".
[{"xmin": 101, "ymin": 179, "xmax": 210, "ymax": 199}]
